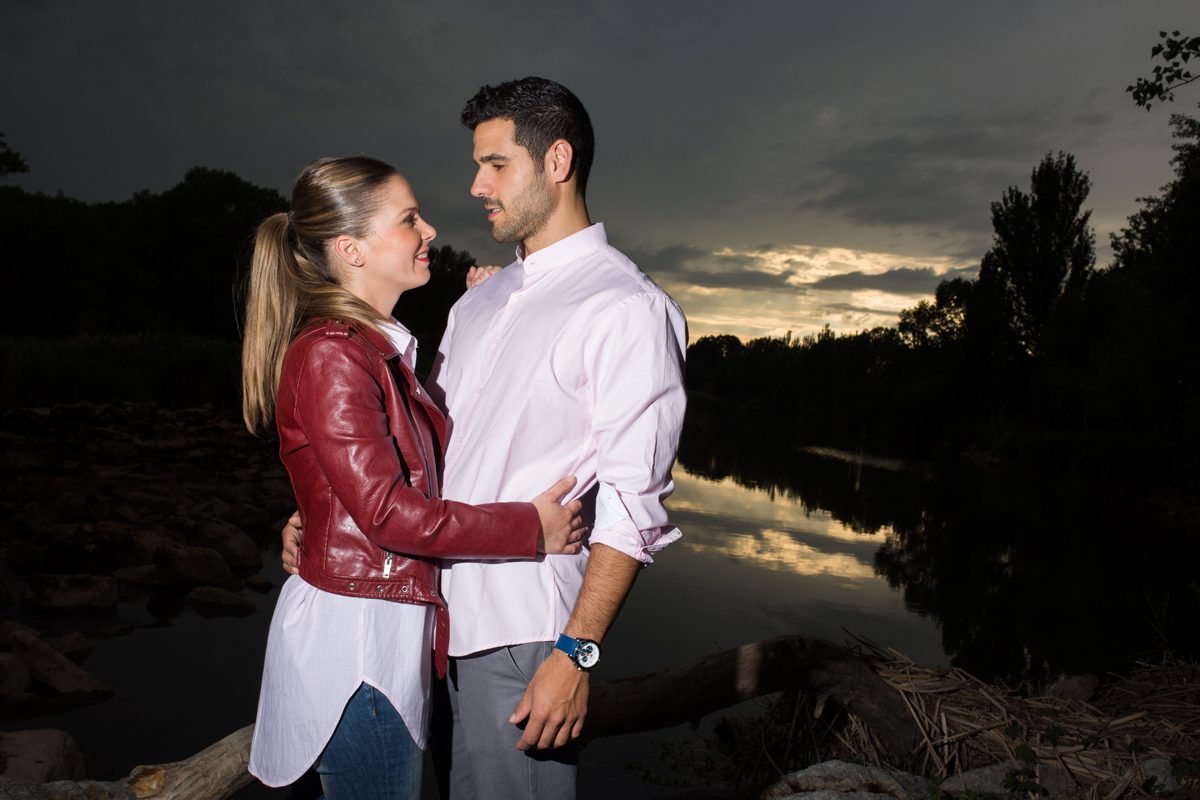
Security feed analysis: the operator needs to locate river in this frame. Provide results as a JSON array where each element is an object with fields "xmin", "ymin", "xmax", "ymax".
[{"xmin": 5, "ymin": 440, "xmax": 1196, "ymax": 798}]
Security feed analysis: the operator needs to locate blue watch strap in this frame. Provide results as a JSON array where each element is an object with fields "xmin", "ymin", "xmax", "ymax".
[{"xmin": 554, "ymin": 633, "xmax": 579, "ymax": 657}]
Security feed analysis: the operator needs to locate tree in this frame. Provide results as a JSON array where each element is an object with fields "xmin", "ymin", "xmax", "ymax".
[
  {"xmin": 1092, "ymin": 112, "xmax": 1200, "ymax": 448},
  {"xmin": 1127, "ymin": 30, "xmax": 1200, "ymax": 109},
  {"xmin": 1111, "ymin": 113, "xmax": 1200, "ymax": 279},
  {"xmin": 0, "ymin": 131, "xmax": 29, "ymax": 176},
  {"xmin": 898, "ymin": 277, "xmax": 973, "ymax": 350},
  {"xmin": 974, "ymin": 152, "xmax": 1095, "ymax": 358},
  {"xmin": 685, "ymin": 334, "xmax": 744, "ymax": 393}
]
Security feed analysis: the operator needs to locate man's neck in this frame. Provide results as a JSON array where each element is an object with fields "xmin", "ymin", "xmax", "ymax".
[{"xmin": 522, "ymin": 196, "xmax": 591, "ymax": 256}]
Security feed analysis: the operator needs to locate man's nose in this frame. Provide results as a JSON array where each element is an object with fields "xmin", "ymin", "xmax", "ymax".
[{"xmin": 470, "ymin": 171, "xmax": 490, "ymax": 198}]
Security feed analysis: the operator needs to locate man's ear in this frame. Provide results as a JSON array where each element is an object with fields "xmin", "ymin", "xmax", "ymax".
[
  {"xmin": 331, "ymin": 235, "xmax": 364, "ymax": 270},
  {"xmin": 546, "ymin": 139, "xmax": 574, "ymax": 184}
]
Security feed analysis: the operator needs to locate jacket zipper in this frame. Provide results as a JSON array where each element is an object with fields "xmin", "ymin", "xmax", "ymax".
[{"xmin": 383, "ymin": 552, "xmax": 393, "ymax": 578}]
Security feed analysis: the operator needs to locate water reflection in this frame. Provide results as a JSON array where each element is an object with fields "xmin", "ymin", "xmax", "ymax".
[
  {"xmin": 671, "ymin": 475, "xmax": 882, "ymax": 580},
  {"xmin": 676, "ymin": 415, "xmax": 1200, "ymax": 684}
]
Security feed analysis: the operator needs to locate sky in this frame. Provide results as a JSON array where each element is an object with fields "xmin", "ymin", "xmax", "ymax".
[{"xmin": 3, "ymin": 1, "xmax": 1196, "ymax": 342}]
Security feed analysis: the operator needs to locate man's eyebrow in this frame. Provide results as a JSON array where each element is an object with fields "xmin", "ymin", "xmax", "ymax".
[{"xmin": 478, "ymin": 153, "xmax": 509, "ymax": 164}]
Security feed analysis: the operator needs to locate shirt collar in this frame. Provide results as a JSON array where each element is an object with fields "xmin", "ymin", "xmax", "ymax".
[
  {"xmin": 517, "ymin": 223, "xmax": 607, "ymax": 275},
  {"xmin": 379, "ymin": 319, "xmax": 418, "ymax": 371}
]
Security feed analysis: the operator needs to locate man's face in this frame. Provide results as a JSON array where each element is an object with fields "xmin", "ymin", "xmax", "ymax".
[{"xmin": 470, "ymin": 118, "xmax": 555, "ymax": 245}]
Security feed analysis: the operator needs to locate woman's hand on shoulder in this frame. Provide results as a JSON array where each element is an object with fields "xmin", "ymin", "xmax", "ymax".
[
  {"xmin": 532, "ymin": 476, "xmax": 587, "ymax": 555},
  {"xmin": 466, "ymin": 265, "xmax": 502, "ymax": 289}
]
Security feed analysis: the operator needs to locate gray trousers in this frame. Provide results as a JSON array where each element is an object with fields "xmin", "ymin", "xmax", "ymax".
[{"xmin": 446, "ymin": 641, "xmax": 578, "ymax": 800}]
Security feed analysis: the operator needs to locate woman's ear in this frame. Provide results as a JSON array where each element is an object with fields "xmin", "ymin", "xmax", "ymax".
[{"xmin": 331, "ymin": 235, "xmax": 364, "ymax": 270}]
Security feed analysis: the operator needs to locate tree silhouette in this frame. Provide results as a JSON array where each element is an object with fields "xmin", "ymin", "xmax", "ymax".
[
  {"xmin": 685, "ymin": 334, "xmax": 745, "ymax": 393},
  {"xmin": 897, "ymin": 278, "xmax": 972, "ymax": 350},
  {"xmin": 0, "ymin": 131, "xmax": 29, "ymax": 177},
  {"xmin": 973, "ymin": 152, "xmax": 1095, "ymax": 359},
  {"xmin": 1085, "ymin": 112, "xmax": 1200, "ymax": 451}
]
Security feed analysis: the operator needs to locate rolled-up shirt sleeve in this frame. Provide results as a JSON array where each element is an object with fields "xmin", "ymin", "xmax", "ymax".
[{"xmin": 585, "ymin": 292, "xmax": 688, "ymax": 564}]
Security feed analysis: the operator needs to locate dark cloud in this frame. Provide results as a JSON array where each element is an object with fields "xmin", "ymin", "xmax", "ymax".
[
  {"xmin": 807, "ymin": 266, "xmax": 977, "ymax": 295},
  {"xmin": 621, "ymin": 242, "xmax": 800, "ymax": 291},
  {"xmin": 795, "ymin": 117, "xmax": 1054, "ymax": 235},
  {"xmin": 0, "ymin": 0, "xmax": 1183, "ymax": 332}
]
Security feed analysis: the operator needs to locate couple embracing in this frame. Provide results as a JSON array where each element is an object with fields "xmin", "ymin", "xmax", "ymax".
[{"xmin": 240, "ymin": 77, "xmax": 687, "ymax": 799}]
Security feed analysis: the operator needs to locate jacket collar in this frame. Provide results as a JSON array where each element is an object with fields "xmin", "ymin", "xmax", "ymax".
[{"xmin": 352, "ymin": 322, "xmax": 400, "ymax": 360}]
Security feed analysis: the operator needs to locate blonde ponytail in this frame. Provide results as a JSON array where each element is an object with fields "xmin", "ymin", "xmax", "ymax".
[{"xmin": 239, "ymin": 156, "xmax": 400, "ymax": 434}]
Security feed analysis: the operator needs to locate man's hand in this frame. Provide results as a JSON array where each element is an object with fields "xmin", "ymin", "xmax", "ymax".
[
  {"xmin": 281, "ymin": 511, "xmax": 303, "ymax": 574},
  {"xmin": 508, "ymin": 650, "xmax": 589, "ymax": 750}
]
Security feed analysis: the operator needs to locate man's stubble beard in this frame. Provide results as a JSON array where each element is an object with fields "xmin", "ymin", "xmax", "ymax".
[{"xmin": 491, "ymin": 172, "xmax": 555, "ymax": 244}]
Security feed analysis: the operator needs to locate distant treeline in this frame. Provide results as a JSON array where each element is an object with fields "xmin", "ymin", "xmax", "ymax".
[
  {"xmin": 687, "ymin": 114, "xmax": 1200, "ymax": 484},
  {"xmin": 0, "ymin": 163, "xmax": 480, "ymax": 402},
  {"xmin": 1, "ymin": 115, "xmax": 1197, "ymax": 484}
]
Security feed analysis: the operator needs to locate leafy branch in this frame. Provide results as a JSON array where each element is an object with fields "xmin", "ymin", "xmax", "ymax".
[{"xmin": 1127, "ymin": 30, "xmax": 1200, "ymax": 109}]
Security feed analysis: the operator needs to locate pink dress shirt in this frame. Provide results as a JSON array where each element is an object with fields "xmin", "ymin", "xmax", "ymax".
[{"xmin": 427, "ymin": 223, "xmax": 687, "ymax": 657}]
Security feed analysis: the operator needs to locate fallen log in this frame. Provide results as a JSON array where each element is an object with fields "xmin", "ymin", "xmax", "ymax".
[
  {"xmin": 586, "ymin": 634, "xmax": 919, "ymax": 755},
  {"xmin": 1, "ymin": 635, "xmax": 916, "ymax": 800}
]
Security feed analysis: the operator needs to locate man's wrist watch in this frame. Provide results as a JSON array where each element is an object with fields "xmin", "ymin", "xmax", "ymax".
[{"xmin": 554, "ymin": 633, "xmax": 602, "ymax": 672}]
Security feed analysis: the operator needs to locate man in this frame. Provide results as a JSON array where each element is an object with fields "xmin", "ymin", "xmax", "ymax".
[{"xmin": 285, "ymin": 77, "xmax": 686, "ymax": 798}]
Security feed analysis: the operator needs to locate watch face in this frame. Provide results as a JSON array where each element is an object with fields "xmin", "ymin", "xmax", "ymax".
[{"xmin": 576, "ymin": 641, "xmax": 601, "ymax": 669}]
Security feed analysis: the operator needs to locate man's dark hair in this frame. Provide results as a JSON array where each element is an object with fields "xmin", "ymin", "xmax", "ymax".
[{"xmin": 461, "ymin": 76, "xmax": 595, "ymax": 196}]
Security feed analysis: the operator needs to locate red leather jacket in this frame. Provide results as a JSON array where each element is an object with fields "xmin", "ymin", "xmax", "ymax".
[{"xmin": 276, "ymin": 320, "xmax": 539, "ymax": 677}]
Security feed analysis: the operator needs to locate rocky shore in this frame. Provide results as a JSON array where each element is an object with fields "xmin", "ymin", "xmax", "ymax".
[{"xmin": 0, "ymin": 402, "xmax": 290, "ymax": 732}]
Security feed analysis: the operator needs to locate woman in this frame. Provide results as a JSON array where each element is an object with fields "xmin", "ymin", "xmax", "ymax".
[{"xmin": 240, "ymin": 156, "xmax": 585, "ymax": 798}]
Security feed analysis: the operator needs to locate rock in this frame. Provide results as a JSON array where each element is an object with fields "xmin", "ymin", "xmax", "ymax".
[
  {"xmin": 0, "ymin": 777, "xmax": 137, "ymax": 799},
  {"xmin": 111, "ymin": 564, "xmax": 169, "ymax": 587},
  {"xmin": 1136, "ymin": 758, "xmax": 1178, "ymax": 792},
  {"xmin": 940, "ymin": 761, "xmax": 1073, "ymax": 797},
  {"xmin": 243, "ymin": 574, "xmax": 273, "ymax": 593},
  {"xmin": 157, "ymin": 543, "xmax": 234, "ymax": 587},
  {"xmin": 194, "ymin": 521, "xmax": 262, "ymax": 576},
  {"xmin": 112, "ymin": 502, "xmax": 142, "ymax": 523},
  {"xmin": 203, "ymin": 497, "xmax": 234, "ymax": 520},
  {"xmin": 0, "ymin": 729, "xmax": 86, "ymax": 783},
  {"xmin": 185, "ymin": 586, "xmax": 255, "ymax": 617},
  {"xmin": 762, "ymin": 760, "xmax": 927, "ymax": 800},
  {"xmin": 110, "ymin": 485, "xmax": 174, "ymax": 511},
  {"xmin": 0, "ymin": 652, "xmax": 33, "ymax": 700},
  {"xmin": 0, "ymin": 622, "xmax": 112, "ymax": 700},
  {"xmin": 23, "ymin": 575, "xmax": 117, "ymax": 612},
  {"xmin": 940, "ymin": 762, "xmax": 1015, "ymax": 796},
  {"xmin": 0, "ymin": 621, "xmax": 42, "ymax": 647},
  {"xmin": 229, "ymin": 501, "xmax": 272, "ymax": 532},
  {"xmin": 83, "ymin": 621, "xmax": 135, "ymax": 639},
  {"xmin": 261, "ymin": 477, "xmax": 293, "ymax": 500},
  {"xmin": 46, "ymin": 632, "xmax": 92, "ymax": 664},
  {"xmin": 1047, "ymin": 673, "xmax": 1099, "ymax": 702},
  {"xmin": 765, "ymin": 793, "xmax": 892, "ymax": 800}
]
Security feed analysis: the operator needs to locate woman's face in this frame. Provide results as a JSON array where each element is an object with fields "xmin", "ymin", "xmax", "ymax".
[{"xmin": 354, "ymin": 175, "xmax": 437, "ymax": 312}]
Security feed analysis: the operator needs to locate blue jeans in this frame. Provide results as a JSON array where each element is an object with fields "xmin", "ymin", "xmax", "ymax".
[{"xmin": 316, "ymin": 682, "xmax": 423, "ymax": 800}]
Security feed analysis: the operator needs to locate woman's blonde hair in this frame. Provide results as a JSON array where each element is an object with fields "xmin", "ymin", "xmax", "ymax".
[{"xmin": 241, "ymin": 156, "xmax": 400, "ymax": 433}]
